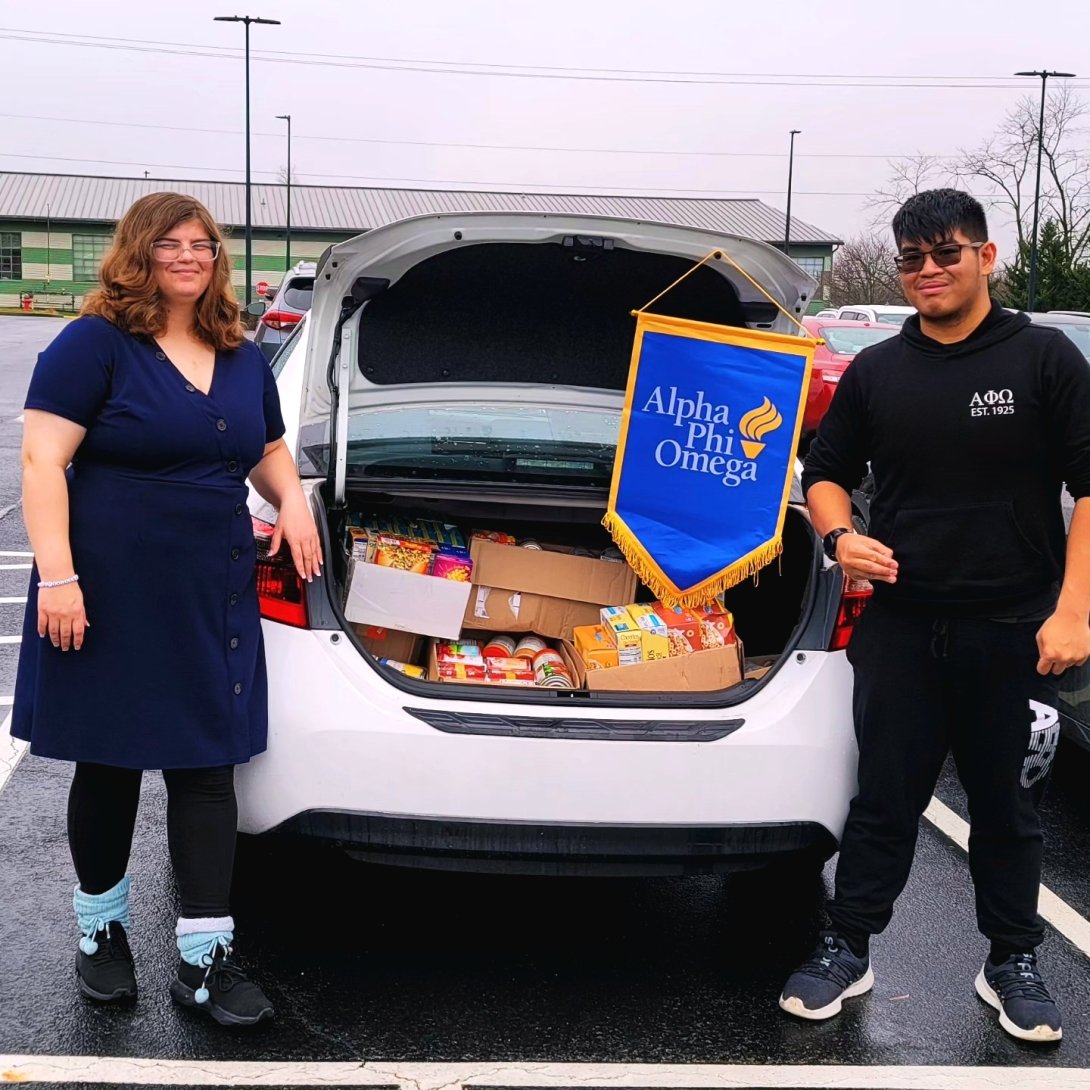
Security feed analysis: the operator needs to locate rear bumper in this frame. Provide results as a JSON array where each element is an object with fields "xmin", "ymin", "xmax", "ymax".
[
  {"xmin": 236, "ymin": 625, "xmax": 859, "ymax": 852},
  {"xmin": 264, "ymin": 812, "xmax": 836, "ymax": 876}
]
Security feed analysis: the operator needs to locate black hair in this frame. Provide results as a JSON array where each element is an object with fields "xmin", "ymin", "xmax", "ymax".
[{"xmin": 892, "ymin": 188, "xmax": 988, "ymax": 248}]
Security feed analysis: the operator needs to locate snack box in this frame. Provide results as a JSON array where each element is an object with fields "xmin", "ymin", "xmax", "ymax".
[
  {"xmin": 435, "ymin": 640, "xmax": 484, "ymax": 664},
  {"xmin": 372, "ymin": 535, "xmax": 435, "ymax": 574},
  {"xmin": 572, "ymin": 624, "xmax": 620, "ymax": 671},
  {"xmin": 622, "ymin": 602, "xmax": 670, "ymax": 660},
  {"xmin": 599, "ymin": 606, "xmax": 643, "ymax": 665},
  {"xmin": 650, "ymin": 602, "xmax": 704, "ymax": 652},
  {"xmin": 437, "ymin": 661, "xmax": 487, "ymax": 682},
  {"xmin": 692, "ymin": 603, "xmax": 736, "ymax": 643},
  {"xmin": 432, "ymin": 548, "xmax": 474, "ymax": 582}
]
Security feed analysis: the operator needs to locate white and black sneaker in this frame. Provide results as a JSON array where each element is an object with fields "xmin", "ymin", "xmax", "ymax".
[
  {"xmin": 779, "ymin": 931, "xmax": 874, "ymax": 1020},
  {"xmin": 976, "ymin": 952, "xmax": 1062, "ymax": 1043}
]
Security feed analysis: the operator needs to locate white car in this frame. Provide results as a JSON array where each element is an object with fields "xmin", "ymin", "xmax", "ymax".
[
  {"xmin": 836, "ymin": 304, "xmax": 915, "ymax": 326},
  {"xmin": 239, "ymin": 212, "xmax": 864, "ymax": 876}
]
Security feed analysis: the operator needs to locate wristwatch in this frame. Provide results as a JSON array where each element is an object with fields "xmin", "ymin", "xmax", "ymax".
[{"xmin": 822, "ymin": 527, "xmax": 854, "ymax": 561}]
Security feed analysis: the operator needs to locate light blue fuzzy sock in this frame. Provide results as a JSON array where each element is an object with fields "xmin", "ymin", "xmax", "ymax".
[
  {"xmin": 176, "ymin": 916, "xmax": 235, "ymax": 1005},
  {"xmin": 73, "ymin": 877, "xmax": 131, "ymax": 955}
]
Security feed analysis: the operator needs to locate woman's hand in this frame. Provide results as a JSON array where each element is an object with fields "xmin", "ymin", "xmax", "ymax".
[
  {"xmin": 269, "ymin": 494, "xmax": 323, "ymax": 582},
  {"xmin": 38, "ymin": 582, "xmax": 89, "ymax": 651}
]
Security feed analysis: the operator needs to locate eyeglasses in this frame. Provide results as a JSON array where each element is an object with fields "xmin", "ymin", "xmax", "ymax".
[
  {"xmin": 151, "ymin": 239, "xmax": 221, "ymax": 262},
  {"xmin": 894, "ymin": 241, "xmax": 985, "ymax": 273}
]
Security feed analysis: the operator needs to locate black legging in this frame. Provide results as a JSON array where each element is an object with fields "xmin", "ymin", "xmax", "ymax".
[{"xmin": 68, "ymin": 762, "xmax": 237, "ymax": 918}]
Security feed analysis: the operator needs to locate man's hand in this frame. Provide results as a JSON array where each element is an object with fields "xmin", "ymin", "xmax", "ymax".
[
  {"xmin": 1036, "ymin": 608, "xmax": 1090, "ymax": 676},
  {"xmin": 836, "ymin": 532, "xmax": 898, "ymax": 584}
]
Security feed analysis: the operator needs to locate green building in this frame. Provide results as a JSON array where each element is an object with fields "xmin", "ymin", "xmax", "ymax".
[{"xmin": 0, "ymin": 171, "xmax": 840, "ymax": 310}]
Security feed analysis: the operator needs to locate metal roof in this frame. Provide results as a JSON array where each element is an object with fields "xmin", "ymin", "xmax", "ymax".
[{"xmin": 0, "ymin": 171, "xmax": 841, "ymax": 246}]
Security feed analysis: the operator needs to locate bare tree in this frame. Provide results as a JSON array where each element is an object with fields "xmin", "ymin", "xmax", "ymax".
[
  {"xmin": 955, "ymin": 85, "xmax": 1089, "ymax": 260},
  {"xmin": 277, "ymin": 164, "xmax": 299, "ymax": 185},
  {"xmin": 867, "ymin": 154, "xmax": 951, "ymax": 228},
  {"xmin": 828, "ymin": 235, "xmax": 906, "ymax": 307}
]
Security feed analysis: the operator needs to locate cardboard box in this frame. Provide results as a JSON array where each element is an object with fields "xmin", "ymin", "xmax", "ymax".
[
  {"xmin": 352, "ymin": 624, "xmax": 423, "ymax": 665},
  {"xmin": 343, "ymin": 558, "xmax": 472, "ymax": 639},
  {"xmin": 462, "ymin": 585, "xmax": 602, "ymax": 640},
  {"xmin": 469, "ymin": 538, "xmax": 637, "ymax": 607},
  {"xmin": 572, "ymin": 639, "xmax": 744, "ymax": 693}
]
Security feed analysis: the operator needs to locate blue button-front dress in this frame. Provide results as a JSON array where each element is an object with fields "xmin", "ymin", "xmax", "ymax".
[{"xmin": 12, "ymin": 315, "xmax": 286, "ymax": 769}]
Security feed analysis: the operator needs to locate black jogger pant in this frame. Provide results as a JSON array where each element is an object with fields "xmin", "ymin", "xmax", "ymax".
[
  {"xmin": 828, "ymin": 600, "xmax": 1060, "ymax": 952},
  {"xmin": 67, "ymin": 763, "xmax": 238, "ymax": 918}
]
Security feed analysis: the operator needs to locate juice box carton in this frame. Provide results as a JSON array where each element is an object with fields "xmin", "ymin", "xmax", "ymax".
[
  {"xmin": 573, "ymin": 624, "xmax": 620, "ymax": 671},
  {"xmin": 623, "ymin": 603, "xmax": 669, "ymax": 661},
  {"xmin": 599, "ymin": 606, "xmax": 643, "ymax": 665}
]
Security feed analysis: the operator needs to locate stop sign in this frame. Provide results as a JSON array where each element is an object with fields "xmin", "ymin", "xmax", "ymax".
[{"xmin": 256, "ymin": 281, "xmax": 269, "ymax": 297}]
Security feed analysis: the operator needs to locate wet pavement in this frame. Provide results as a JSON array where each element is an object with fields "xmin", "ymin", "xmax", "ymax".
[{"xmin": 1, "ymin": 317, "xmax": 1089, "ymax": 1082}]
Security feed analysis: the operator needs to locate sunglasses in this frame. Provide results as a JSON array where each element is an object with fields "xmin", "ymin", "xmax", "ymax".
[{"xmin": 894, "ymin": 241, "xmax": 985, "ymax": 273}]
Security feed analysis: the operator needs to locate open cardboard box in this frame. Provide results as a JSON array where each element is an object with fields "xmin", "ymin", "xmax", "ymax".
[
  {"xmin": 343, "ymin": 558, "xmax": 472, "ymax": 640},
  {"xmin": 427, "ymin": 634, "xmax": 584, "ymax": 689},
  {"xmin": 470, "ymin": 539, "xmax": 637, "ymax": 605},
  {"xmin": 463, "ymin": 586, "xmax": 602, "ymax": 640},
  {"xmin": 562, "ymin": 636, "xmax": 744, "ymax": 693},
  {"xmin": 352, "ymin": 624, "xmax": 424, "ymax": 665}
]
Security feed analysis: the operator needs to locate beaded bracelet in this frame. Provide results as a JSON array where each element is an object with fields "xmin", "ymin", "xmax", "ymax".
[{"xmin": 38, "ymin": 574, "xmax": 80, "ymax": 589}]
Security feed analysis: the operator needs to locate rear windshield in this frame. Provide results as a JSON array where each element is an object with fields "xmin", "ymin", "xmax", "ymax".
[
  {"xmin": 1043, "ymin": 322, "xmax": 1090, "ymax": 359},
  {"xmin": 298, "ymin": 403, "xmax": 620, "ymax": 486},
  {"xmin": 282, "ymin": 278, "xmax": 314, "ymax": 311},
  {"xmin": 821, "ymin": 326, "xmax": 898, "ymax": 355},
  {"xmin": 876, "ymin": 313, "xmax": 910, "ymax": 325}
]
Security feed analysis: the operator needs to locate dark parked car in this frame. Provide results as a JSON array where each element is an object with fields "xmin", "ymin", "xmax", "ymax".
[{"xmin": 252, "ymin": 261, "xmax": 316, "ymax": 362}]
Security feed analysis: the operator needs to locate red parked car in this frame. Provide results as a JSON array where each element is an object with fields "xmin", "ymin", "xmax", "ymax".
[{"xmin": 800, "ymin": 317, "xmax": 900, "ymax": 445}]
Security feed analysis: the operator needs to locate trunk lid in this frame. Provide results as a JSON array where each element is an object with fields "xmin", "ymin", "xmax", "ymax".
[{"xmin": 296, "ymin": 212, "xmax": 815, "ymax": 503}]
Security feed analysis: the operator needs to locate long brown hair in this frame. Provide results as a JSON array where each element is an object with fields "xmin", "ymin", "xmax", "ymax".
[{"xmin": 82, "ymin": 192, "xmax": 244, "ymax": 350}]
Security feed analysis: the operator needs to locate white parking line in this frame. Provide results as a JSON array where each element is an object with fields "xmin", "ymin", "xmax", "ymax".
[
  {"xmin": 0, "ymin": 635, "xmax": 21, "ymax": 644},
  {"xmin": 1, "ymin": 1058, "xmax": 1088, "ymax": 1089},
  {"xmin": 0, "ymin": 597, "xmax": 27, "ymax": 604},
  {"xmin": 925, "ymin": 796, "xmax": 1090, "ymax": 958},
  {"xmin": 0, "ymin": 564, "xmax": 31, "ymax": 570},
  {"xmin": 11, "ymin": 413, "xmax": 23, "ymax": 424},
  {"xmin": 0, "ymin": 711, "xmax": 26, "ymax": 796},
  {"xmin": 0, "ymin": 551, "xmax": 32, "ymax": 557}
]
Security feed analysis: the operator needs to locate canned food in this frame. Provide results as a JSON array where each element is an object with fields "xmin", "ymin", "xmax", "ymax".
[
  {"xmin": 518, "ymin": 538, "xmax": 543, "ymax": 550},
  {"xmin": 535, "ymin": 661, "xmax": 573, "ymax": 688},
  {"xmin": 532, "ymin": 649, "xmax": 565, "ymax": 672},
  {"xmin": 513, "ymin": 635, "xmax": 548, "ymax": 660},
  {"xmin": 482, "ymin": 635, "xmax": 517, "ymax": 659}
]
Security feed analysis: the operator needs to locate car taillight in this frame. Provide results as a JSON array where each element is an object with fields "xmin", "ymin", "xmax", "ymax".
[
  {"xmin": 829, "ymin": 575, "xmax": 873, "ymax": 651},
  {"xmin": 260, "ymin": 310, "xmax": 302, "ymax": 332},
  {"xmin": 252, "ymin": 517, "xmax": 309, "ymax": 628}
]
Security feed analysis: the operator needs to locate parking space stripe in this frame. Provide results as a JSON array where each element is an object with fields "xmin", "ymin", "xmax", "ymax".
[
  {"xmin": 1, "ymin": 1058, "xmax": 1089, "ymax": 1089},
  {"xmin": 925, "ymin": 796, "xmax": 1090, "ymax": 958},
  {"xmin": 0, "ymin": 712, "xmax": 26, "ymax": 796},
  {"xmin": 0, "ymin": 596, "xmax": 27, "ymax": 604},
  {"xmin": 0, "ymin": 563, "xmax": 31, "ymax": 570},
  {"xmin": 0, "ymin": 550, "xmax": 32, "ymax": 557},
  {"xmin": 0, "ymin": 635, "xmax": 21, "ymax": 644}
]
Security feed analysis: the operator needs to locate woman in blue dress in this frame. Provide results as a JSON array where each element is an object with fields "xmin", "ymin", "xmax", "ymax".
[{"xmin": 13, "ymin": 192, "xmax": 322, "ymax": 1026}]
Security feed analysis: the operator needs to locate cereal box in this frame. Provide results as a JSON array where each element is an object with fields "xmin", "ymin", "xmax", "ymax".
[
  {"xmin": 624, "ymin": 603, "xmax": 670, "ymax": 660},
  {"xmin": 599, "ymin": 606, "xmax": 643, "ymax": 665}
]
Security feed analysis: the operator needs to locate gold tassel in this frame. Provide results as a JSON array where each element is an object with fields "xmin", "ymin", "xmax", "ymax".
[{"xmin": 602, "ymin": 511, "xmax": 782, "ymax": 608}]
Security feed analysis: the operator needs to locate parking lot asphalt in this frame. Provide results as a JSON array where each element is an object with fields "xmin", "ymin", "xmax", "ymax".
[{"xmin": 1, "ymin": 316, "xmax": 1090, "ymax": 1086}]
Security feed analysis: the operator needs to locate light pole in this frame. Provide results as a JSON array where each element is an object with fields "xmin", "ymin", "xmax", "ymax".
[
  {"xmin": 214, "ymin": 14, "xmax": 281, "ymax": 305},
  {"xmin": 784, "ymin": 129, "xmax": 801, "ymax": 259},
  {"xmin": 1014, "ymin": 69, "xmax": 1076, "ymax": 312},
  {"xmin": 276, "ymin": 113, "xmax": 292, "ymax": 271}
]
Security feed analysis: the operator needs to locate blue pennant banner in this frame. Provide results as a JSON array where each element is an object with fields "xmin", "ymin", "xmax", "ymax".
[{"xmin": 604, "ymin": 311, "xmax": 816, "ymax": 606}]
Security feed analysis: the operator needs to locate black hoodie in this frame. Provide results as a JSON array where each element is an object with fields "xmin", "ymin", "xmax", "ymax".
[{"xmin": 802, "ymin": 303, "xmax": 1090, "ymax": 617}]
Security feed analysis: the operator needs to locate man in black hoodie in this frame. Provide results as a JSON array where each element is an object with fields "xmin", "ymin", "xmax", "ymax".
[{"xmin": 779, "ymin": 189, "xmax": 1090, "ymax": 1043}]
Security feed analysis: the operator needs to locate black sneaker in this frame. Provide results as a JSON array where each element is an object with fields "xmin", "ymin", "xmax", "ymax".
[
  {"xmin": 75, "ymin": 921, "xmax": 137, "ymax": 1003},
  {"xmin": 779, "ymin": 931, "xmax": 874, "ymax": 1020},
  {"xmin": 170, "ymin": 942, "xmax": 274, "ymax": 1027},
  {"xmin": 975, "ymin": 952, "xmax": 1062, "ymax": 1043}
]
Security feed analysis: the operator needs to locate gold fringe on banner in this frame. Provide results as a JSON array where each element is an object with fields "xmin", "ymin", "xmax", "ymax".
[{"xmin": 601, "ymin": 510, "xmax": 783, "ymax": 609}]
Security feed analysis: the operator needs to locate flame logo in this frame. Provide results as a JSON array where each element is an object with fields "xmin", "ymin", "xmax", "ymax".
[{"xmin": 738, "ymin": 397, "xmax": 782, "ymax": 459}]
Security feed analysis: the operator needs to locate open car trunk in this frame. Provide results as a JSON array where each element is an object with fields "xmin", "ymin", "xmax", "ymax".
[
  {"xmin": 292, "ymin": 212, "xmax": 822, "ymax": 702},
  {"xmin": 322, "ymin": 481, "xmax": 819, "ymax": 703}
]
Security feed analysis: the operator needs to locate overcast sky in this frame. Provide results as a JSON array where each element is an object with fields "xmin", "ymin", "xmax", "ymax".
[{"xmin": 2, "ymin": 0, "xmax": 1088, "ymax": 257}]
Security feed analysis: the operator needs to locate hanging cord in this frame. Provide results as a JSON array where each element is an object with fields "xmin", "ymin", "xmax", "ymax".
[{"xmin": 633, "ymin": 248, "xmax": 821, "ymax": 342}]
